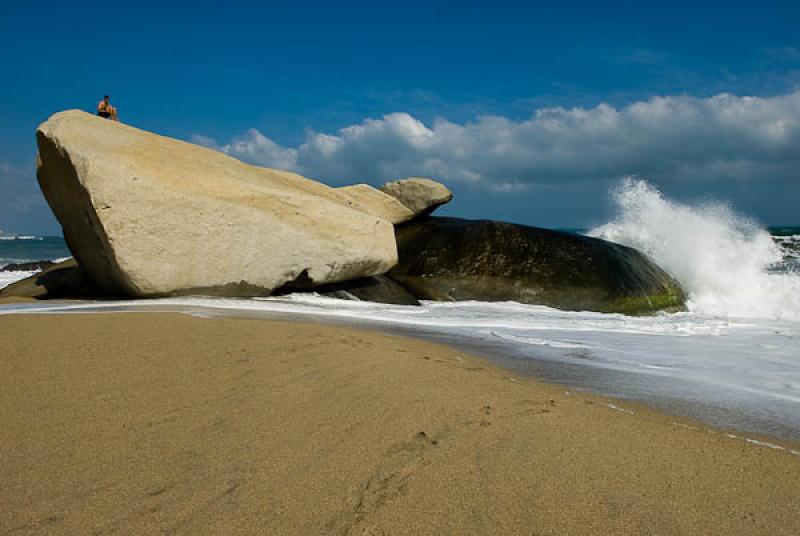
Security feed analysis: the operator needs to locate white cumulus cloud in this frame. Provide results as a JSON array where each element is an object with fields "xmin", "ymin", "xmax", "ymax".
[{"xmin": 193, "ymin": 91, "xmax": 800, "ymax": 191}]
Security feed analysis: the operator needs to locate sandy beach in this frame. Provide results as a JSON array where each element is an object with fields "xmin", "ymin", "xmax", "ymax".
[{"xmin": 1, "ymin": 312, "xmax": 799, "ymax": 535}]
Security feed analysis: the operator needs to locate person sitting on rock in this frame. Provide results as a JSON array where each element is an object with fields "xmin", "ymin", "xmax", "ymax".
[{"xmin": 97, "ymin": 95, "xmax": 118, "ymax": 121}]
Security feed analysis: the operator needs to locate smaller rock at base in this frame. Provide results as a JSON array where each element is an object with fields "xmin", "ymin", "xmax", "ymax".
[
  {"xmin": 0, "ymin": 258, "xmax": 96, "ymax": 300},
  {"xmin": 279, "ymin": 275, "xmax": 420, "ymax": 306}
]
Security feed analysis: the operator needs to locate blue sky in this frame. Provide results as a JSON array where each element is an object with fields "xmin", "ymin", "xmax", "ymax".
[{"xmin": 1, "ymin": 0, "xmax": 799, "ymax": 235}]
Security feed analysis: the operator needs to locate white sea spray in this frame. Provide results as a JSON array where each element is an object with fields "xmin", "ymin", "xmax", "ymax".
[{"xmin": 590, "ymin": 178, "xmax": 800, "ymax": 320}]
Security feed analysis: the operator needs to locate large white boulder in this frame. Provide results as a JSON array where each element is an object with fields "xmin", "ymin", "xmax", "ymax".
[{"xmin": 36, "ymin": 110, "xmax": 399, "ymax": 297}]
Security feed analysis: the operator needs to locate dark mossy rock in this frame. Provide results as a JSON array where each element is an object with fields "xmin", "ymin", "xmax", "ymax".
[
  {"xmin": 0, "ymin": 258, "xmax": 97, "ymax": 300},
  {"xmin": 281, "ymin": 275, "xmax": 420, "ymax": 306},
  {"xmin": 387, "ymin": 217, "xmax": 685, "ymax": 315}
]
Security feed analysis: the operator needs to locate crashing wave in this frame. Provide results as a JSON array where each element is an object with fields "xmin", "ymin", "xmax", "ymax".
[{"xmin": 590, "ymin": 178, "xmax": 800, "ymax": 320}]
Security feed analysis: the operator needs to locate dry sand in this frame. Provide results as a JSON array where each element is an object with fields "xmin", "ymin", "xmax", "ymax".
[{"xmin": 1, "ymin": 312, "xmax": 799, "ymax": 535}]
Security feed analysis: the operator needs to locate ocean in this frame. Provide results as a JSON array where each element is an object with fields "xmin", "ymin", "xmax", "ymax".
[
  {"xmin": 2, "ymin": 180, "xmax": 799, "ymax": 441},
  {"xmin": 0, "ymin": 235, "xmax": 71, "ymax": 289}
]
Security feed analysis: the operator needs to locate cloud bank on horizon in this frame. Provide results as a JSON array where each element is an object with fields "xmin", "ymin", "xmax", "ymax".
[{"xmin": 194, "ymin": 91, "xmax": 800, "ymax": 191}]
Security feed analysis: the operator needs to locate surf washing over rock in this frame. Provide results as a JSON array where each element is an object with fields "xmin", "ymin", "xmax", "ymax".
[{"xmin": 591, "ymin": 178, "xmax": 800, "ymax": 320}]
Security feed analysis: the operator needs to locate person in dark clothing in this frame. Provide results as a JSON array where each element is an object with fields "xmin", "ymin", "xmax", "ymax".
[{"xmin": 97, "ymin": 95, "xmax": 118, "ymax": 121}]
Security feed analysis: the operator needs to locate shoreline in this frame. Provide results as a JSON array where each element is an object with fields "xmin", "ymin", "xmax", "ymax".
[
  {"xmin": 2, "ymin": 312, "xmax": 799, "ymax": 534},
  {"xmin": 4, "ymin": 296, "xmax": 800, "ymax": 444}
]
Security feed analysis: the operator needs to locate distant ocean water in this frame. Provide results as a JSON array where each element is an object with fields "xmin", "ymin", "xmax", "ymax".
[
  {"xmin": 2, "ymin": 180, "xmax": 800, "ymax": 442},
  {"xmin": 0, "ymin": 235, "xmax": 71, "ymax": 289}
]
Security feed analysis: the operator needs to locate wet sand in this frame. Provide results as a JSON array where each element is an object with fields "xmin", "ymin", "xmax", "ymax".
[
  {"xmin": 1, "ymin": 313, "xmax": 799, "ymax": 535},
  {"xmin": 0, "ymin": 296, "xmax": 36, "ymax": 304}
]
